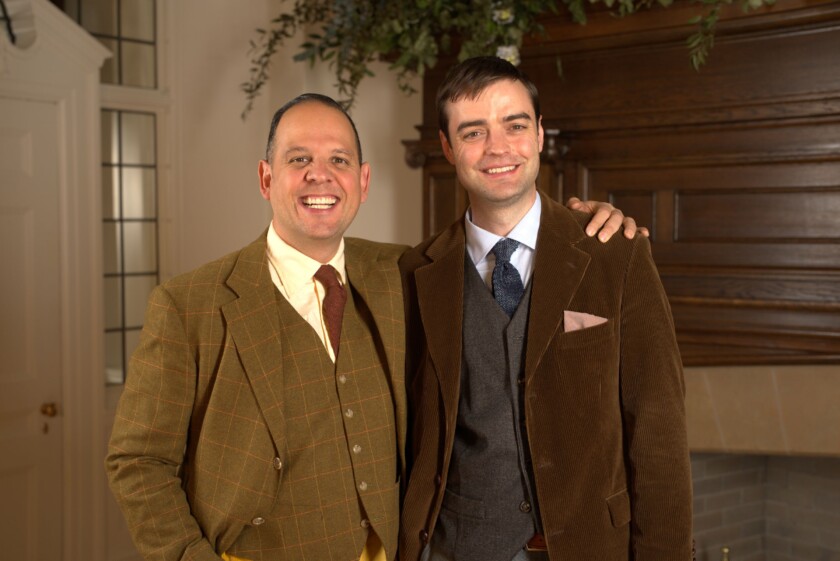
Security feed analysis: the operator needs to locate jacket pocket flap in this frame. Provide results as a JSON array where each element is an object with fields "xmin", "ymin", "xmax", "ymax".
[{"xmin": 606, "ymin": 489, "xmax": 631, "ymax": 528}]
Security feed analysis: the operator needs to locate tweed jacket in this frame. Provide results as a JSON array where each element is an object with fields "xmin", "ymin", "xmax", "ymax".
[
  {"xmin": 106, "ymin": 234, "xmax": 408, "ymax": 561},
  {"xmin": 398, "ymin": 194, "xmax": 692, "ymax": 561}
]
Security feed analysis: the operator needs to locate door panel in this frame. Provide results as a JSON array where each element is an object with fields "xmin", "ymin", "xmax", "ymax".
[{"xmin": 0, "ymin": 97, "xmax": 63, "ymax": 561}]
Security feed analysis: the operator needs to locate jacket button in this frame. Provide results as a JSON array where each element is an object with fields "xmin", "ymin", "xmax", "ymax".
[
  {"xmin": 251, "ymin": 516, "xmax": 265, "ymax": 525},
  {"xmin": 519, "ymin": 500, "xmax": 532, "ymax": 513},
  {"xmin": 361, "ymin": 519, "xmax": 370, "ymax": 529},
  {"xmin": 420, "ymin": 530, "xmax": 429, "ymax": 543},
  {"xmin": 273, "ymin": 457, "xmax": 283, "ymax": 470},
  {"xmin": 434, "ymin": 474, "xmax": 442, "ymax": 485}
]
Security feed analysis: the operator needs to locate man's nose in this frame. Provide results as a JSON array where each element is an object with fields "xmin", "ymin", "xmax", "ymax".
[
  {"xmin": 485, "ymin": 129, "xmax": 510, "ymax": 154},
  {"xmin": 304, "ymin": 160, "xmax": 332, "ymax": 182}
]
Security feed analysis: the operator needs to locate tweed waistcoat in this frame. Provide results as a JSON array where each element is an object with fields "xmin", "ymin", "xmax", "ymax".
[
  {"xmin": 433, "ymin": 258, "xmax": 539, "ymax": 561},
  {"xmin": 227, "ymin": 286, "xmax": 399, "ymax": 561}
]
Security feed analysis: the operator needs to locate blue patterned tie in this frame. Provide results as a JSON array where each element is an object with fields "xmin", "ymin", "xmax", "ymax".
[{"xmin": 491, "ymin": 238, "xmax": 524, "ymax": 317}]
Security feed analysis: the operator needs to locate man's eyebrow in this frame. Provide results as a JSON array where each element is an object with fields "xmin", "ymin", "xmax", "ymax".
[
  {"xmin": 503, "ymin": 112, "xmax": 533, "ymax": 123},
  {"xmin": 455, "ymin": 119, "xmax": 487, "ymax": 133},
  {"xmin": 455, "ymin": 113, "xmax": 533, "ymax": 133}
]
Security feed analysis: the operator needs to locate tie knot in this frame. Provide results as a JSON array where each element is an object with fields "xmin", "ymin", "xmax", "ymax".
[
  {"xmin": 491, "ymin": 238, "xmax": 519, "ymax": 264},
  {"xmin": 314, "ymin": 264, "xmax": 341, "ymax": 288}
]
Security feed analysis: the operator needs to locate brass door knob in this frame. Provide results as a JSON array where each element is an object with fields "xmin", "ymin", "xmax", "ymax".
[{"xmin": 40, "ymin": 402, "xmax": 58, "ymax": 417}]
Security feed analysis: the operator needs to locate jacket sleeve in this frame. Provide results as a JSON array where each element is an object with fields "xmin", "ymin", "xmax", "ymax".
[
  {"xmin": 105, "ymin": 285, "xmax": 221, "ymax": 561},
  {"xmin": 619, "ymin": 237, "xmax": 693, "ymax": 559}
]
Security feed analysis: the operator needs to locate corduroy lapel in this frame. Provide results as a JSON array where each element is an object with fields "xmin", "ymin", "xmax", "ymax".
[
  {"xmin": 222, "ymin": 234, "xmax": 287, "ymax": 449},
  {"xmin": 524, "ymin": 193, "xmax": 591, "ymax": 382},
  {"xmin": 415, "ymin": 220, "xmax": 466, "ymax": 421}
]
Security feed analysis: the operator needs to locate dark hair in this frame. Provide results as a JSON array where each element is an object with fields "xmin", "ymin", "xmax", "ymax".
[
  {"xmin": 265, "ymin": 93, "xmax": 363, "ymax": 163},
  {"xmin": 436, "ymin": 56, "xmax": 541, "ymax": 142}
]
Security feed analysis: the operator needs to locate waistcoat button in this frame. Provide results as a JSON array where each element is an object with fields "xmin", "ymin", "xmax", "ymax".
[
  {"xmin": 273, "ymin": 457, "xmax": 283, "ymax": 470},
  {"xmin": 251, "ymin": 517, "xmax": 265, "ymax": 525},
  {"xmin": 519, "ymin": 500, "xmax": 532, "ymax": 513}
]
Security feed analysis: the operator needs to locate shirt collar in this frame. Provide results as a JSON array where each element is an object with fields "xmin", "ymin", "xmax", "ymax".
[
  {"xmin": 266, "ymin": 224, "xmax": 346, "ymax": 297},
  {"xmin": 465, "ymin": 194, "xmax": 541, "ymax": 266}
]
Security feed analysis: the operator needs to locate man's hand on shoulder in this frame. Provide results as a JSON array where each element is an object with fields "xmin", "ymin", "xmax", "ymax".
[{"xmin": 566, "ymin": 196, "xmax": 650, "ymax": 242}]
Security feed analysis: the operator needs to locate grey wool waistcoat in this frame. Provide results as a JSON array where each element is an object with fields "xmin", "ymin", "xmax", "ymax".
[{"xmin": 432, "ymin": 256, "xmax": 540, "ymax": 561}]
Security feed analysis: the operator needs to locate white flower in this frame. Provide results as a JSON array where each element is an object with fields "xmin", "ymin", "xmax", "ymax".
[
  {"xmin": 492, "ymin": 8, "xmax": 515, "ymax": 25},
  {"xmin": 496, "ymin": 45, "xmax": 520, "ymax": 66}
]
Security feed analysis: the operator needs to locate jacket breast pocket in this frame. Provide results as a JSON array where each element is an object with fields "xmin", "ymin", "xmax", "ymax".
[{"xmin": 557, "ymin": 317, "xmax": 615, "ymax": 350}]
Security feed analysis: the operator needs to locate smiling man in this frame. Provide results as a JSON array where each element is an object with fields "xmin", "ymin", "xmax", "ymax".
[
  {"xmin": 105, "ymin": 92, "xmax": 644, "ymax": 561},
  {"xmin": 106, "ymin": 94, "xmax": 407, "ymax": 561},
  {"xmin": 399, "ymin": 57, "xmax": 693, "ymax": 561}
]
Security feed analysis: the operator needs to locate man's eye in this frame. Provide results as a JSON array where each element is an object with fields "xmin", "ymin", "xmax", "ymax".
[
  {"xmin": 332, "ymin": 157, "xmax": 350, "ymax": 165},
  {"xmin": 290, "ymin": 157, "xmax": 310, "ymax": 164},
  {"xmin": 510, "ymin": 123, "xmax": 526, "ymax": 131},
  {"xmin": 462, "ymin": 130, "xmax": 482, "ymax": 140}
]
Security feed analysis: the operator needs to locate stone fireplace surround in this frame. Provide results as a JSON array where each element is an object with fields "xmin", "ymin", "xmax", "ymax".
[{"xmin": 685, "ymin": 365, "xmax": 840, "ymax": 560}]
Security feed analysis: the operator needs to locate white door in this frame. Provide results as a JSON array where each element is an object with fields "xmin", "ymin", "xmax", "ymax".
[{"xmin": 0, "ymin": 96, "xmax": 64, "ymax": 560}]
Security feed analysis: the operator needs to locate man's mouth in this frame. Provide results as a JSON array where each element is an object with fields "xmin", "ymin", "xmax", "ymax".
[
  {"xmin": 302, "ymin": 196, "xmax": 338, "ymax": 209},
  {"xmin": 485, "ymin": 165, "xmax": 517, "ymax": 175}
]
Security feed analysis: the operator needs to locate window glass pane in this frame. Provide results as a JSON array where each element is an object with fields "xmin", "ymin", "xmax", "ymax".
[
  {"xmin": 121, "ymin": 112, "xmax": 155, "ymax": 165},
  {"xmin": 121, "ymin": 41, "xmax": 156, "ymax": 88},
  {"xmin": 102, "ymin": 166, "xmax": 120, "ymax": 219},
  {"xmin": 103, "ymin": 222, "xmax": 122, "ymax": 274},
  {"xmin": 104, "ymin": 276, "xmax": 123, "ymax": 330},
  {"xmin": 124, "ymin": 275, "xmax": 156, "ymax": 326},
  {"xmin": 122, "ymin": 222, "xmax": 156, "ymax": 273},
  {"xmin": 125, "ymin": 329, "xmax": 142, "ymax": 365},
  {"xmin": 121, "ymin": 0, "xmax": 154, "ymax": 41},
  {"xmin": 104, "ymin": 331, "xmax": 124, "ymax": 385},
  {"xmin": 121, "ymin": 168, "xmax": 156, "ymax": 219},
  {"xmin": 97, "ymin": 37, "xmax": 120, "ymax": 85},
  {"xmin": 101, "ymin": 110, "xmax": 119, "ymax": 164},
  {"xmin": 81, "ymin": 0, "xmax": 117, "ymax": 35},
  {"xmin": 121, "ymin": 167, "xmax": 156, "ymax": 219},
  {"xmin": 63, "ymin": 0, "xmax": 80, "ymax": 21}
]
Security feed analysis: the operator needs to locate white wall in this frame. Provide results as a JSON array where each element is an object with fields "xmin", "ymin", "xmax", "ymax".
[{"xmin": 171, "ymin": 0, "xmax": 422, "ymax": 275}]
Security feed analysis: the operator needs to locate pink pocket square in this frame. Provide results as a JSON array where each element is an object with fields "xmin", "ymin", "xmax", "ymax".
[{"xmin": 563, "ymin": 311, "xmax": 608, "ymax": 333}]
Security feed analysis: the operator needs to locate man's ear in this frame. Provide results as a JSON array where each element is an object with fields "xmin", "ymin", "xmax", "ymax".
[
  {"xmin": 359, "ymin": 162, "xmax": 371, "ymax": 203},
  {"xmin": 258, "ymin": 160, "xmax": 272, "ymax": 201},
  {"xmin": 439, "ymin": 130, "xmax": 456, "ymax": 165}
]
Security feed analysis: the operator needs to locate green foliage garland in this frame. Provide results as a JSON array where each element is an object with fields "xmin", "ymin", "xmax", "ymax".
[{"xmin": 241, "ymin": 0, "xmax": 774, "ymax": 118}]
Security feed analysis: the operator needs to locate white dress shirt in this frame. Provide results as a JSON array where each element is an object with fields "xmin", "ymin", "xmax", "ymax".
[{"xmin": 465, "ymin": 195, "xmax": 541, "ymax": 290}]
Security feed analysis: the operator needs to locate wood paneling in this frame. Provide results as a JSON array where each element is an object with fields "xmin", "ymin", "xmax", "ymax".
[{"xmin": 405, "ymin": 0, "xmax": 840, "ymax": 365}]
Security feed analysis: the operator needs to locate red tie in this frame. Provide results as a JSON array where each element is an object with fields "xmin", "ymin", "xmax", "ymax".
[{"xmin": 314, "ymin": 265, "xmax": 346, "ymax": 356}]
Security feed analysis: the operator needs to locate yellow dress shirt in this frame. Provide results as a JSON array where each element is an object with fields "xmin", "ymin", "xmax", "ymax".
[{"xmin": 265, "ymin": 224, "xmax": 346, "ymax": 362}]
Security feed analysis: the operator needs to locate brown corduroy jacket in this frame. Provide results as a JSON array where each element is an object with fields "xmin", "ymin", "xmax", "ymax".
[
  {"xmin": 106, "ymin": 234, "xmax": 408, "ymax": 561},
  {"xmin": 398, "ymin": 193, "xmax": 692, "ymax": 561}
]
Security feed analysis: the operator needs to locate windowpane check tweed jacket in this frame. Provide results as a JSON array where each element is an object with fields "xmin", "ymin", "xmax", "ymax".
[
  {"xmin": 398, "ymin": 194, "xmax": 693, "ymax": 561},
  {"xmin": 106, "ymin": 234, "xmax": 408, "ymax": 561}
]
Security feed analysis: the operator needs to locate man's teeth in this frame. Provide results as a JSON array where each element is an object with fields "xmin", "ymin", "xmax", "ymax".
[
  {"xmin": 486, "ymin": 165, "xmax": 516, "ymax": 174},
  {"xmin": 303, "ymin": 196, "xmax": 337, "ymax": 209}
]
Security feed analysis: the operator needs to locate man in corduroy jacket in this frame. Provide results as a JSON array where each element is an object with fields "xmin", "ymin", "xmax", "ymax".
[{"xmin": 399, "ymin": 57, "xmax": 692, "ymax": 561}]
